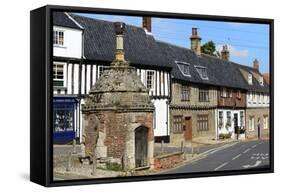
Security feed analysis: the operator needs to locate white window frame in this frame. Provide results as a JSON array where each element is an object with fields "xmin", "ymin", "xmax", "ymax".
[
  {"xmin": 263, "ymin": 115, "xmax": 268, "ymax": 129},
  {"xmin": 175, "ymin": 61, "xmax": 191, "ymax": 77},
  {"xmin": 248, "ymin": 73, "xmax": 253, "ymax": 85},
  {"xmin": 195, "ymin": 66, "xmax": 209, "ymax": 80},
  {"xmin": 259, "ymin": 77, "xmax": 264, "ymax": 86},
  {"xmin": 53, "ymin": 30, "xmax": 64, "ymax": 47},
  {"xmin": 98, "ymin": 66, "xmax": 107, "ymax": 78},
  {"xmin": 249, "ymin": 116, "xmax": 255, "ymax": 131},
  {"xmin": 53, "ymin": 62, "xmax": 65, "ymax": 87},
  {"xmin": 221, "ymin": 88, "xmax": 227, "ymax": 97}
]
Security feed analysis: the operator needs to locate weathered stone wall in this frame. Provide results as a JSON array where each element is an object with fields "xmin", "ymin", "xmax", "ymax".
[
  {"xmin": 169, "ymin": 108, "xmax": 216, "ymax": 145},
  {"xmin": 246, "ymin": 107, "xmax": 270, "ymax": 139},
  {"xmin": 171, "ymin": 82, "xmax": 217, "ymax": 107}
]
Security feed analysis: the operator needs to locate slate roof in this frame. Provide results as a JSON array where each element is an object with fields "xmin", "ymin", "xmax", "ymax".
[
  {"xmin": 53, "ymin": 12, "xmax": 269, "ymax": 93},
  {"xmin": 53, "ymin": 12, "xmax": 82, "ymax": 30},
  {"xmin": 69, "ymin": 14, "xmax": 171, "ymax": 69},
  {"xmin": 157, "ymin": 41, "xmax": 269, "ymax": 93}
]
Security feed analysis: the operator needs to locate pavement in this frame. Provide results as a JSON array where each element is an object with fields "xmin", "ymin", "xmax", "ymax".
[
  {"xmin": 161, "ymin": 140, "xmax": 270, "ymax": 174},
  {"xmin": 154, "ymin": 140, "xmax": 238, "ymax": 156}
]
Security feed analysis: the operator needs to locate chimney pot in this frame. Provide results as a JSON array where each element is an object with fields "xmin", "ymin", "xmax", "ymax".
[
  {"xmin": 114, "ymin": 22, "xmax": 126, "ymax": 35},
  {"xmin": 253, "ymin": 59, "xmax": 259, "ymax": 71},
  {"xmin": 192, "ymin": 28, "xmax": 198, "ymax": 36},
  {"xmin": 221, "ymin": 44, "xmax": 230, "ymax": 61},
  {"xmin": 142, "ymin": 17, "xmax": 152, "ymax": 33}
]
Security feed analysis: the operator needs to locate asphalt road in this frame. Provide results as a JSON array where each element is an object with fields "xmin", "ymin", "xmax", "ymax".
[{"xmin": 163, "ymin": 140, "xmax": 270, "ymax": 174}]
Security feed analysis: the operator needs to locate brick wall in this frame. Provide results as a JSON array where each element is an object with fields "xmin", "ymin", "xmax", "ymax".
[{"xmin": 154, "ymin": 152, "xmax": 184, "ymax": 170}]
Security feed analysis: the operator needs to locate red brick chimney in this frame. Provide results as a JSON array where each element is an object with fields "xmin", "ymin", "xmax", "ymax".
[
  {"xmin": 142, "ymin": 17, "xmax": 152, "ymax": 33},
  {"xmin": 221, "ymin": 45, "xmax": 230, "ymax": 61},
  {"xmin": 253, "ymin": 59, "xmax": 259, "ymax": 71},
  {"xmin": 190, "ymin": 28, "xmax": 202, "ymax": 55}
]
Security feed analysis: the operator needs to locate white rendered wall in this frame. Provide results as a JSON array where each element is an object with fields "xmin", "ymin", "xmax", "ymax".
[
  {"xmin": 153, "ymin": 99, "xmax": 169, "ymax": 136},
  {"xmin": 247, "ymin": 91, "xmax": 270, "ymax": 108},
  {"xmin": 53, "ymin": 26, "xmax": 83, "ymax": 59},
  {"xmin": 217, "ymin": 109, "xmax": 245, "ymax": 138}
]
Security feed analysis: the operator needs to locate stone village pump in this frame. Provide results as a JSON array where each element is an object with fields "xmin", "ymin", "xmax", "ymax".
[{"xmin": 82, "ymin": 22, "xmax": 155, "ymax": 170}]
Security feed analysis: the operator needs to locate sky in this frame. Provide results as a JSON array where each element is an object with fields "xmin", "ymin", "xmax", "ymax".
[{"xmin": 77, "ymin": 13, "xmax": 270, "ymax": 73}]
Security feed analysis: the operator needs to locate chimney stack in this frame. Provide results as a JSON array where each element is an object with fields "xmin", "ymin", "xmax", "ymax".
[
  {"xmin": 113, "ymin": 22, "xmax": 126, "ymax": 63},
  {"xmin": 190, "ymin": 28, "xmax": 202, "ymax": 56},
  {"xmin": 221, "ymin": 45, "xmax": 230, "ymax": 61},
  {"xmin": 142, "ymin": 17, "xmax": 152, "ymax": 33},
  {"xmin": 253, "ymin": 59, "xmax": 259, "ymax": 71}
]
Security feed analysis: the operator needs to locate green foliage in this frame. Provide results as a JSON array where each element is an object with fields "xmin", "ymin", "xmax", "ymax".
[
  {"xmin": 201, "ymin": 41, "xmax": 220, "ymax": 58},
  {"xmin": 219, "ymin": 133, "xmax": 232, "ymax": 139}
]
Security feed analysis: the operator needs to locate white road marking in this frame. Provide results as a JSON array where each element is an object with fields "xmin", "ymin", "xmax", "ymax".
[
  {"xmin": 232, "ymin": 154, "xmax": 242, "ymax": 160},
  {"xmin": 214, "ymin": 162, "xmax": 228, "ymax": 171},
  {"xmin": 252, "ymin": 145, "xmax": 257, "ymax": 148},
  {"xmin": 201, "ymin": 142, "xmax": 237, "ymax": 157},
  {"xmin": 243, "ymin": 148, "xmax": 251, "ymax": 153},
  {"xmin": 259, "ymin": 142, "xmax": 263, "ymax": 144},
  {"xmin": 243, "ymin": 160, "xmax": 262, "ymax": 168}
]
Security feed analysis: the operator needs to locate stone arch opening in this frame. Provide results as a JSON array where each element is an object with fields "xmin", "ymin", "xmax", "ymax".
[{"xmin": 135, "ymin": 126, "xmax": 149, "ymax": 168}]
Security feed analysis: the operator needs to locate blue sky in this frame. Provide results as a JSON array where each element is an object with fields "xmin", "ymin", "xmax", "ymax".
[{"xmin": 77, "ymin": 13, "xmax": 270, "ymax": 73}]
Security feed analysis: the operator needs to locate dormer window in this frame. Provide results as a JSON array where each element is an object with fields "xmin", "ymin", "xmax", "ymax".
[
  {"xmin": 195, "ymin": 66, "xmax": 208, "ymax": 80},
  {"xmin": 175, "ymin": 61, "xmax": 191, "ymax": 77},
  {"xmin": 259, "ymin": 77, "xmax": 264, "ymax": 86},
  {"xmin": 248, "ymin": 73, "xmax": 253, "ymax": 85},
  {"xmin": 53, "ymin": 30, "xmax": 64, "ymax": 46}
]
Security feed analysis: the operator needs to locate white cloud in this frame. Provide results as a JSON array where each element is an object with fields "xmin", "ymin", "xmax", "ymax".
[{"xmin": 216, "ymin": 44, "xmax": 249, "ymax": 58}]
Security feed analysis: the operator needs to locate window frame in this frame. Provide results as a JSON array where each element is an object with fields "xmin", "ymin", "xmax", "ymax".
[
  {"xmin": 173, "ymin": 115, "xmax": 183, "ymax": 133},
  {"xmin": 175, "ymin": 61, "xmax": 191, "ymax": 77},
  {"xmin": 181, "ymin": 85, "xmax": 191, "ymax": 101},
  {"xmin": 53, "ymin": 30, "xmax": 65, "ymax": 47},
  {"xmin": 199, "ymin": 87, "xmax": 209, "ymax": 102},
  {"xmin": 197, "ymin": 114, "xmax": 209, "ymax": 132},
  {"xmin": 53, "ymin": 62, "xmax": 65, "ymax": 87},
  {"xmin": 195, "ymin": 66, "xmax": 209, "ymax": 80},
  {"xmin": 263, "ymin": 115, "xmax": 268, "ymax": 129},
  {"xmin": 146, "ymin": 70, "xmax": 155, "ymax": 90},
  {"xmin": 226, "ymin": 111, "xmax": 231, "ymax": 127},
  {"xmin": 218, "ymin": 111, "xmax": 224, "ymax": 129},
  {"xmin": 248, "ymin": 73, "xmax": 253, "ymax": 85},
  {"xmin": 249, "ymin": 116, "xmax": 255, "ymax": 131}
]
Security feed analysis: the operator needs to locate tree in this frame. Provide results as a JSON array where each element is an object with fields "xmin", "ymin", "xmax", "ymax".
[{"xmin": 201, "ymin": 41, "xmax": 220, "ymax": 58}]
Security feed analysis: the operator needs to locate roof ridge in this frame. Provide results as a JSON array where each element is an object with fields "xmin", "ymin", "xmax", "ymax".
[
  {"xmin": 64, "ymin": 12, "xmax": 84, "ymax": 29},
  {"xmin": 156, "ymin": 40, "xmax": 259, "ymax": 73},
  {"xmin": 70, "ymin": 13, "xmax": 146, "ymax": 31}
]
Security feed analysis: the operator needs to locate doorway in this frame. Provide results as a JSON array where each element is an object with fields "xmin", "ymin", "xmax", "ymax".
[
  {"xmin": 234, "ymin": 113, "xmax": 239, "ymax": 139},
  {"xmin": 184, "ymin": 117, "xmax": 192, "ymax": 141},
  {"xmin": 135, "ymin": 126, "xmax": 148, "ymax": 168},
  {"xmin": 257, "ymin": 118, "xmax": 261, "ymax": 139}
]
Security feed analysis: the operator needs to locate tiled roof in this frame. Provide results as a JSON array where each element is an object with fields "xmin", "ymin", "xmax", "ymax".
[
  {"xmin": 53, "ymin": 12, "xmax": 269, "ymax": 93},
  {"xmin": 157, "ymin": 41, "xmax": 269, "ymax": 93},
  {"xmin": 70, "ymin": 14, "xmax": 171, "ymax": 69},
  {"xmin": 53, "ymin": 12, "xmax": 82, "ymax": 30}
]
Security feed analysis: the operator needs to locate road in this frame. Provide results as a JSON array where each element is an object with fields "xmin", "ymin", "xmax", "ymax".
[{"xmin": 162, "ymin": 140, "xmax": 270, "ymax": 174}]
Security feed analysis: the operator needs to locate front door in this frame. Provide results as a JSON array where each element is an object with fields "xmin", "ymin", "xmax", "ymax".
[
  {"xmin": 184, "ymin": 117, "xmax": 192, "ymax": 141},
  {"xmin": 234, "ymin": 113, "xmax": 239, "ymax": 139},
  {"xmin": 257, "ymin": 118, "xmax": 261, "ymax": 139},
  {"xmin": 135, "ymin": 126, "xmax": 148, "ymax": 168}
]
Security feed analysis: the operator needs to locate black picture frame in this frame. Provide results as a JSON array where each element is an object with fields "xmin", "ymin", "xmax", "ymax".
[{"xmin": 30, "ymin": 4, "xmax": 274, "ymax": 187}]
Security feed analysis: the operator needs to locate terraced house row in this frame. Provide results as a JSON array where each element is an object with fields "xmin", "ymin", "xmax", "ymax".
[{"xmin": 52, "ymin": 12, "xmax": 270, "ymax": 145}]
